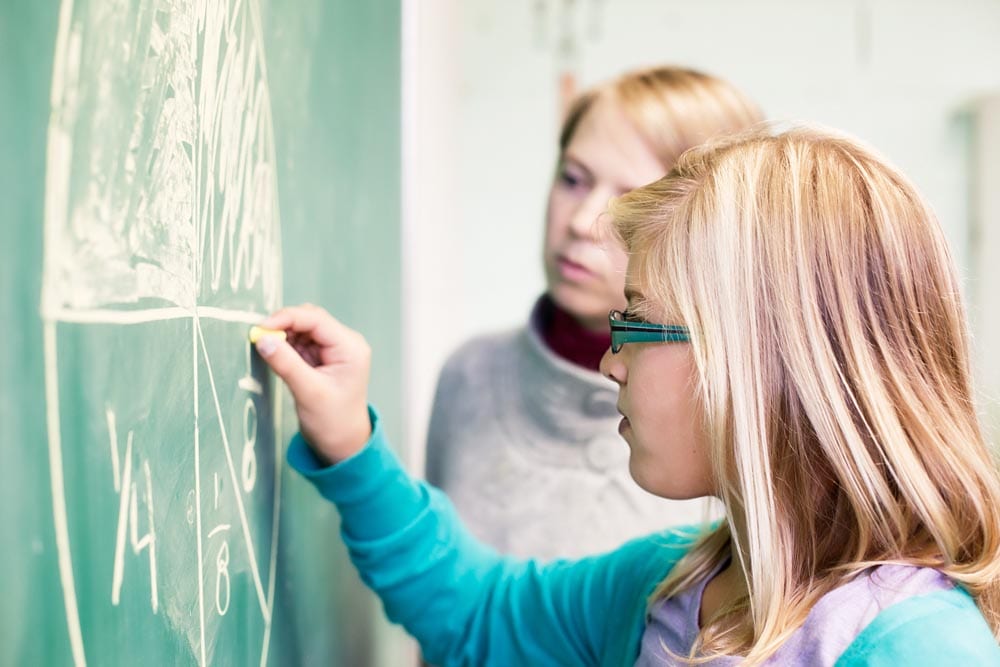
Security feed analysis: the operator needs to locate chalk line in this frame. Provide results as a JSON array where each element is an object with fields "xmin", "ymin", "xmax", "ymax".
[
  {"xmin": 44, "ymin": 321, "xmax": 87, "ymax": 666},
  {"xmin": 141, "ymin": 461, "xmax": 159, "ymax": 614},
  {"xmin": 251, "ymin": 4, "xmax": 282, "ymax": 660},
  {"xmin": 198, "ymin": 306, "xmax": 267, "ymax": 324},
  {"xmin": 193, "ymin": 318, "xmax": 207, "ymax": 667},
  {"xmin": 110, "ymin": 433, "xmax": 133, "ymax": 605},
  {"xmin": 195, "ymin": 318, "xmax": 269, "ymax": 622},
  {"xmin": 259, "ymin": 377, "xmax": 282, "ymax": 667},
  {"xmin": 208, "ymin": 524, "xmax": 231, "ymax": 539},
  {"xmin": 42, "ymin": 305, "xmax": 267, "ymax": 326},
  {"xmin": 106, "ymin": 408, "xmax": 121, "ymax": 493}
]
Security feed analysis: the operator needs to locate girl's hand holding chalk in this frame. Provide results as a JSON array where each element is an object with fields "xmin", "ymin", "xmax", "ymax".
[{"xmin": 252, "ymin": 305, "xmax": 372, "ymax": 466}]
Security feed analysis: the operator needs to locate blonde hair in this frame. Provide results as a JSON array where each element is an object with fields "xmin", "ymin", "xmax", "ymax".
[
  {"xmin": 611, "ymin": 125, "xmax": 1000, "ymax": 663},
  {"xmin": 559, "ymin": 66, "xmax": 763, "ymax": 168}
]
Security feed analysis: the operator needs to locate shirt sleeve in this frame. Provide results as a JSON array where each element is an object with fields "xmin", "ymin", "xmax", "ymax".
[
  {"xmin": 833, "ymin": 588, "xmax": 1000, "ymax": 666},
  {"xmin": 287, "ymin": 406, "xmax": 700, "ymax": 667}
]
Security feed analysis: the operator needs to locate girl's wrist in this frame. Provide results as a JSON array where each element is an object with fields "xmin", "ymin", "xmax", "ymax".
[{"xmin": 310, "ymin": 407, "xmax": 373, "ymax": 467}]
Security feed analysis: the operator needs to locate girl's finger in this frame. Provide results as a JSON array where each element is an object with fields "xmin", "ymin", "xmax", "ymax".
[
  {"xmin": 254, "ymin": 335, "xmax": 318, "ymax": 396},
  {"xmin": 260, "ymin": 305, "xmax": 354, "ymax": 347}
]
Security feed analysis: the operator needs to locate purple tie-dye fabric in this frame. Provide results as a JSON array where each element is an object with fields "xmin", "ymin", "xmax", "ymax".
[{"xmin": 636, "ymin": 564, "xmax": 954, "ymax": 666}]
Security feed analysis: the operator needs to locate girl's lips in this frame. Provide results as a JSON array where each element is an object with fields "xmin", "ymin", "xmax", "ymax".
[
  {"xmin": 557, "ymin": 256, "xmax": 595, "ymax": 282},
  {"xmin": 618, "ymin": 416, "xmax": 630, "ymax": 434}
]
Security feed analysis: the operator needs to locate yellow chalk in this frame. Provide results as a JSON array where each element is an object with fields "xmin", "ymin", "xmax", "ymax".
[{"xmin": 248, "ymin": 326, "xmax": 287, "ymax": 344}]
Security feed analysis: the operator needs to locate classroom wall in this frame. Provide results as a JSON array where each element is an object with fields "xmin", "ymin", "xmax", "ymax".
[{"xmin": 405, "ymin": 0, "xmax": 1000, "ymax": 461}]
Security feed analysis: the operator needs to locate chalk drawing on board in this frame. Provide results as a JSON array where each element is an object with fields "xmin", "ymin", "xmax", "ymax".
[
  {"xmin": 196, "ymin": 318, "xmax": 270, "ymax": 621},
  {"xmin": 41, "ymin": 0, "xmax": 284, "ymax": 665},
  {"xmin": 106, "ymin": 409, "xmax": 160, "ymax": 613}
]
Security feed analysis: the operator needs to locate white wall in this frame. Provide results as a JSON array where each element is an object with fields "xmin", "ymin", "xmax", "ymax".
[
  {"xmin": 402, "ymin": 0, "xmax": 464, "ymax": 471},
  {"xmin": 971, "ymin": 95, "xmax": 1000, "ymax": 438},
  {"xmin": 405, "ymin": 0, "xmax": 1000, "ymax": 458}
]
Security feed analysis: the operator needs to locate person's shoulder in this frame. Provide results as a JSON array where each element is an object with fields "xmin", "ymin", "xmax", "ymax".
[
  {"xmin": 539, "ymin": 524, "xmax": 712, "ymax": 613},
  {"xmin": 624, "ymin": 524, "xmax": 709, "ymax": 556},
  {"xmin": 530, "ymin": 524, "xmax": 715, "ymax": 665},
  {"xmin": 835, "ymin": 587, "xmax": 1000, "ymax": 666},
  {"xmin": 588, "ymin": 523, "xmax": 711, "ymax": 586},
  {"xmin": 448, "ymin": 326, "xmax": 522, "ymax": 359}
]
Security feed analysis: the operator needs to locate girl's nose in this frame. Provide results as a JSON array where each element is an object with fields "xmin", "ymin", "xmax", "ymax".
[{"xmin": 599, "ymin": 346, "xmax": 626, "ymax": 386}]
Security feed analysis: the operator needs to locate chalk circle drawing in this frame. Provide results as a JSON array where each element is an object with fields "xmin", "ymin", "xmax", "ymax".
[{"xmin": 42, "ymin": 0, "xmax": 284, "ymax": 665}]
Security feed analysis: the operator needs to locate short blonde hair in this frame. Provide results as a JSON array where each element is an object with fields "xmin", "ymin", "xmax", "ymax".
[
  {"xmin": 612, "ymin": 126, "xmax": 1000, "ymax": 663},
  {"xmin": 560, "ymin": 67, "xmax": 764, "ymax": 168}
]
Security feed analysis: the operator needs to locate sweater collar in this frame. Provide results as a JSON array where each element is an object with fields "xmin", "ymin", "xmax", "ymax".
[{"xmin": 537, "ymin": 294, "xmax": 611, "ymax": 372}]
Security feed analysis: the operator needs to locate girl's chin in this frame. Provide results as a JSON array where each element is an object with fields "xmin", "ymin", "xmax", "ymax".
[{"xmin": 627, "ymin": 460, "xmax": 663, "ymax": 497}]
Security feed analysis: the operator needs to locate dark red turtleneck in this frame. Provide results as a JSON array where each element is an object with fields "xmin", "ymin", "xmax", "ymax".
[{"xmin": 538, "ymin": 296, "xmax": 611, "ymax": 371}]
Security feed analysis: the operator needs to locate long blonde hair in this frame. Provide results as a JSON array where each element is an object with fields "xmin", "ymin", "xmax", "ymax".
[
  {"xmin": 559, "ymin": 66, "xmax": 763, "ymax": 168},
  {"xmin": 611, "ymin": 125, "xmax": 1000, "ymax": 663}
]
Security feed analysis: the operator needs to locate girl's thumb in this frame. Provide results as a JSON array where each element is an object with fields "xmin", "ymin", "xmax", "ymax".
[{"xmin": 256, "ymin": 336, "xmax": 314, "ymax": 395}]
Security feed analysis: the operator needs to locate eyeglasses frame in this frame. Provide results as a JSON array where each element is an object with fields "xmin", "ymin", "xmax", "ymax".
[{"xmin": 608, "ymin": 309, "xmax": 690, "ymax": 353}]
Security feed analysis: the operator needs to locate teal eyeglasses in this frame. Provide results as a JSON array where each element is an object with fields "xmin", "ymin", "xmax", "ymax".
[{"xmin": 609, "ymin": 309, "xmax": 690, "ymax": 353}]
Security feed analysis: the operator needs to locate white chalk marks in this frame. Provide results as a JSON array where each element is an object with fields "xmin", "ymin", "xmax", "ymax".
[
  {"xmin": 42, "ymin": 0, "xmax": 283, "ymax": 666},
  {"xmin": 42, "ymin": 0, "xmax": 281, "ymax": 317},
  {"xmin": 107, "ymin": 408, "xmax": 159, "ymax": 613}
]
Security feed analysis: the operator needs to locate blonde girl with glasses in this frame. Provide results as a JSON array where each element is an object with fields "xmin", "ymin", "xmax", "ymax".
[
  {"xmin": 253, "ymin": 125, "xmax": 1000, "ymax": 665},
  {"xmin": 425, "ymin": 66, "xmax": 763, "ymax": 560}
]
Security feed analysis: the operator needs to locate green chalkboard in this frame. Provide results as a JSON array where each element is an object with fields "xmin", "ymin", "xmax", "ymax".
[{"xmin": 1, "ymin": 1, "xmax": 405, "ymax": 665}]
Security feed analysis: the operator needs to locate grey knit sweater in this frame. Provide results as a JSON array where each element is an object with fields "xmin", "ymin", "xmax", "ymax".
[{"xmin": 424, "ymin": 300, "xmax": 708, "ymax": 560}]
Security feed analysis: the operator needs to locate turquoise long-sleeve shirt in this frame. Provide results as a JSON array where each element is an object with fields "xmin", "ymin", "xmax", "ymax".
[{"xmin": 288, "ymin": 408, "xmax": 1000, "ymax": 666}]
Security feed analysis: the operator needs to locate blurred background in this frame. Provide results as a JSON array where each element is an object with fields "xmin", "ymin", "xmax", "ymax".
[{"xmin": 404, "ymin": 0, "xmax": 1000, "ymax": 470}]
